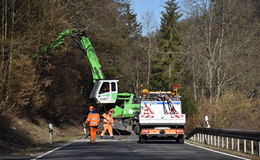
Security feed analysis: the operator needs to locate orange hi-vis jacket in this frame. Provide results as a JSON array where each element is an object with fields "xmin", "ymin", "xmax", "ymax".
[
  {"xmin": 86, "ymin": 112, "xmax": 100, "ymax": 127},
  {"xmin": 102, "ymin": 113, "xmax": 113, "ymax": 124}
]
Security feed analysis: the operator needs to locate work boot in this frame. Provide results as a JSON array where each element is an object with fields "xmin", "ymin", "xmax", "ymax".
[{"xmin": 90, "ymin": 139, "xmax": 95, "ymax": 144}]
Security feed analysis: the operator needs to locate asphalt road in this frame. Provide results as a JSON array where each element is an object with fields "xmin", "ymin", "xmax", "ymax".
[{"xmin": 28, "ymin": 137, "xmax": 246, "ymax": 160}]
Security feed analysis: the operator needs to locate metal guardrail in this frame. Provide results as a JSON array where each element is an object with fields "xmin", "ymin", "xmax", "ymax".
[{"xmin": 186, "ymin": 128, "xmax": 260, "ymax": 157}]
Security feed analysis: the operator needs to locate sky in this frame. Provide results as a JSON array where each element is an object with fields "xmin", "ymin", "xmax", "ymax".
[{"xmin": 130, "ymin": 0, "xmax": 185, "ymax": 34}]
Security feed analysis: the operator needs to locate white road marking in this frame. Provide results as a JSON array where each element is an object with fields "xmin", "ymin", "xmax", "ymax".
[
  {"xmin": 30, "ymin": 138, "xmax": 135, "ymax": 159},
  {"xmin": 185, "ymin": 142, "xmax": 251, "ymax": 160},
  {"xmin": 30, "ymin": 142, "xmax": 73, "ymax": 160},
  {"xmin": 32, "ymin": 139, "xmax": 248, "ymax": 160}
]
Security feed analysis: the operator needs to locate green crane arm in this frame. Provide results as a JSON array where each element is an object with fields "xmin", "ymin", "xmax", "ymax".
[
  {"xmin": 116, "ymin": 93, "xmax": 134, "ymax": 104},
  {"xmin": 43, "ymin": 29, "xmax": 105, "ymax": 83},
  {"xmin": 79, "ymin": 36, "xmax": 105, "ymax": 83}
]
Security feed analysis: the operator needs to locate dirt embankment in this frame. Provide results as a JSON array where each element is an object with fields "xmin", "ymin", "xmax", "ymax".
[{"xmin": 0, "ymin": 115, "xmax": 84, "ymax": 155}]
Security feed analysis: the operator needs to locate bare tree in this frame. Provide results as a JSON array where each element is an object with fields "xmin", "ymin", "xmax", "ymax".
[
  {"xmin": 141, "ymin": 10, "xmax": 157, "ymax": 86},
  {"xmin": 183, "ymin": 0, "xmax": 259, "ymax": 103}
]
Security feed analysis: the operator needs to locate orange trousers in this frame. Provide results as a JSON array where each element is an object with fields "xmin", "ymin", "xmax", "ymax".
[
  {"xmin": 89, "ymin": 126, "xmax": 99, "ymax": 144},
  {"xmin": 101, "ymin": 123, "xmax": 113, "ymax": 136}
]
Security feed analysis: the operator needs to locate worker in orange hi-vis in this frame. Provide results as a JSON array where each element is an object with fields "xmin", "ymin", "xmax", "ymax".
[
  {"xmin": 85, "ymin": 106, "xmax": 100, "ymax": 144},
  {"xmin": 100, "ymin": 109, "xmax": 114, "ymax": 139}
]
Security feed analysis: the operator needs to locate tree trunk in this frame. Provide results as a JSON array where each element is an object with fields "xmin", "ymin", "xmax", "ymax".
[
  {"xmin": 135, "ymin": 53, "xmax": 140, "ymax": 100},
  {"xmin": 1, "ymin": 0, "xmax": 8, "ymax": 101},
  {"xmin": 146, "ymin": 36, "xmax": 151, "ymax": 86},
  {"xmin": 192, "ymin": 53, "xmax": 197, "ymax": 101},
  {"xmin": 206, "ymin": 8, "xmax": 214, "ymax": 104},
  {"xmin": 7, "ymin": 0, "xmax": 16, "ymax": 98}
]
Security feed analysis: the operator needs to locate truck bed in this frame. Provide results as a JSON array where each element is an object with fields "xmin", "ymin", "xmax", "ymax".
[{"xmin": 139, "ymin": 100, "xmax": 185, "ymax": 126}]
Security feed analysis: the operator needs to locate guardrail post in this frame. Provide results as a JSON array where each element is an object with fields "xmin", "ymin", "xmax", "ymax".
[
  {"xmin": 48, "ymin": 123, "xmax": 53, "ymax": 144},
  {"xmin": 208, "ymin": 135, "xmax": 210, "ymax": 145},
  {"xmin": 232, "ymin": 138, "xmax": 234, "ymax": 150},
  {"xmin": 244, "ymin": 139, "xmax": 247, "ymax": 153},
  {"xmin": 226, "ymin": 137, "xmax": 229, "ymax": 149},
  {"xmin": 237, "ymin": 139, "xmax": 240, "ymax": 152},
  {"xmin": 222, "ymin": 137, "xmax": 224, "ymax": 148},
  {"xmin": 251, "ymin": 140, "xmax": 253, "ymax": 155},
  {"xmin": 214, "ymin": 136, "xmax": 216, "ymax": 146},
  {"xmin": 217, "ymin": 136, "xmax": 220, "ymax": 147}
]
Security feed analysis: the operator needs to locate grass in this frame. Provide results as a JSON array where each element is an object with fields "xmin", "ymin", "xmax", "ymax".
[{"xmin": 0, "ymin": 115, "xmax": 85, "ymax": 157}]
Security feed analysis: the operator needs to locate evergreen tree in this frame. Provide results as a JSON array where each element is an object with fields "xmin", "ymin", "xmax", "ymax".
[
  {"xmin": 158, "ymin": 0, "xmax": 182, "ymax": 52},
  {"xmin": 115, "ymin": 0, "xmax": 144, "ymax": 93},
  {"xmin": 149, "ymin": 0, "xmax": 182, "ymax": 90},
  {"xmin": 116, "ymin": 0, "xmax": 142, "ymax": 38}
]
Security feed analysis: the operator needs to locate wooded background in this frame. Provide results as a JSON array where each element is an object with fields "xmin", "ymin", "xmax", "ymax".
[{"xmin": 0, "ymin": 0, "xmax": 259, "ymax": 132}]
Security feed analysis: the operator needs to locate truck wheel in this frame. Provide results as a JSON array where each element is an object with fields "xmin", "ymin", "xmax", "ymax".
[
  {"xmin": 177, "ymin": 136, "xmax": 184, "ymax": 144},
  {"xmin": 139, "ymin": 135, "xmax": 146, "ymax": 143}
]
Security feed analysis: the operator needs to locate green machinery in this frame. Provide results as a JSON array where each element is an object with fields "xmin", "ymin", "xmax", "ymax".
[{"xmin": 43, "ymin": 29, "xmax": 139, "ymax": 120}]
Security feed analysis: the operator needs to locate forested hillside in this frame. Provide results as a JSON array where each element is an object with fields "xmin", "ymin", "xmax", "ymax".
[
  {"xmin": 181, "ymin": 0, "xmax": 260, "ymax": 131},
  {"xmin": 0, "ymin": 0, "xmax": 145, "ymax": 122},
  {"xmin": 0, "ymin": 0, "xmax": 146, "ymax": 152},
  {"xmin": 0, "ymin": 0, "xmax": 259, "ymax": 153}
]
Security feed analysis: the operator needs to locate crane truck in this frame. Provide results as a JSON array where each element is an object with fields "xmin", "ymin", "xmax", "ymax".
[
  {"xmin": 138, "ymin": 88, "xmax": 186, "ymax": 143},
  {"xmin": 43, "ymin": 29, "xmax": 140, "ymax": 133}
]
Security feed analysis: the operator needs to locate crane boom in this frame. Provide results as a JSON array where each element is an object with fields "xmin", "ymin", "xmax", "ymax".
[
  {"xmin": 80, "ymin": 36, "xmax": 105, "ymax": 82},
  {"xmin": 43, "ymin": 29, "xmax": 105, "ymax": 83}
]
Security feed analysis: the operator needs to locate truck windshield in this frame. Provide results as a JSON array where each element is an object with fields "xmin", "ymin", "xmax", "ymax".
[{"xmin": 99, "ymin": 82, "xmax": 110, "ymax": 94}]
